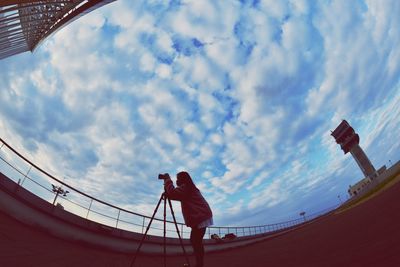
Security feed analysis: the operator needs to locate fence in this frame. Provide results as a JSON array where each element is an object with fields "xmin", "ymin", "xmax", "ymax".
[{"xmin": 0, "ymin": 138, "xmax": 338, "ymax": 239}]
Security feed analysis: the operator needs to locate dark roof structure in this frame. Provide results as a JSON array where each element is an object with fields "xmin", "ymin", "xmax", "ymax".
[{"xmin": 0, "ymin": 0, "xmax": 115, "ymax": 60}]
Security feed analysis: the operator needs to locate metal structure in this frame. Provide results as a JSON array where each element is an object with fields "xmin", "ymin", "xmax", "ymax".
[
  {"xmin": 0, "ymin": 138, "xmax": 339, "ymax": 239},
  {"xmin": 331, "ymin": 120, "xmax": 377, "ymax": 179},
  {"xmin": 0, "ymin": 0, "xmax": 115, "ymax": 60}
]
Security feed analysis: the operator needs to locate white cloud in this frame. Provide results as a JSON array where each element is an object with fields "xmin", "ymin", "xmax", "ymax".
[
  {"xmin": 211, "ymin": 166, "xmax": 247, "ymax": 194},
  {"xmin": 259, "ymin": 0, "xmax": 288, "ymax": 19},
  {"xmin": 30, "ymin": 68, "xmax": 59, "ymax": 96},
  {"xmin": 109, "ymin": 3, "xmax": 155, "ymax": 53},
  {"xmin": 209, "ymin": 133, "xmax": 223, "ymax": 146},
  {"xmin": 248, "ymin": 179, "xmax": 288, "ymax": 210},
  {"xmin": 183, "ymin": 123, "xmax": 203, "ymax": 141},
  {"xmin": 140, "ymin": 52, "xmax": 156, "ymax": 72},
  {"xmin": 167, "ymin": 1, "xmax": 231, "ymax": 42},
  {"xmin": 156, "ymin": 63, "xmax": 172, "ymax": 79},
  {"xmin": 247, "ymin": 170, "xmax": 269, "ymax": 190},
  {"xmin": 205, "ymin": 39, "xmax": 238, "ymax": 70},
  {"xmin": 290, "ymin": 0, "xmax": 309, "ymax": 15}
]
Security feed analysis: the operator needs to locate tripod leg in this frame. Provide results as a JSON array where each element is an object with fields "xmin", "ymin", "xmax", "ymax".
[
  {"xmin": 130, "ymin": 193, "xmax": 164, "ymax": 267},
  {"xmin": 167, "ymin": 197, "xmax": 191, "ymax": 266},
  {"xmin": 163, "ymin": 194, "xmax": 167, "ymax": 267}
]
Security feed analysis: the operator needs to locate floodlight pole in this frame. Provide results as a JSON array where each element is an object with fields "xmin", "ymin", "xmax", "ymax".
[{"xmin": 52, "ymin": 184, "xmax": 69, "ymax": 205}]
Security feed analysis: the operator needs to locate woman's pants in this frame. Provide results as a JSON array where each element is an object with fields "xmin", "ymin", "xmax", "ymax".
[{"xmin": 190, "ymin": 227, "xmax": 206, "ymax": 267}]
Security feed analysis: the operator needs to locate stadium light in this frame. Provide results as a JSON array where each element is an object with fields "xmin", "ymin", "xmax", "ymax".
[{"xmin": 51, "ymin": 184, "xmax": 69, "ymax": 205}]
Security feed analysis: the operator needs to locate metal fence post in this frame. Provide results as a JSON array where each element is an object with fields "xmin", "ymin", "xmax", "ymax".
[
  {"xmin": 116, "ymin": 209, "xmax": 121, "ymax": 228},
  {"xmin": 21, "ymin": 165, "xmax": 32, "ymax": 186},
  {"xmin": 86, "ymin": 199, "xmax": 93, "ymax": 219}
]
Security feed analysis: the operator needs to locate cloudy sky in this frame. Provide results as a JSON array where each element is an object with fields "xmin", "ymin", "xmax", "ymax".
[{"xmin": 0, "ymin": 0, "xmax": 399, "ymax": 227}]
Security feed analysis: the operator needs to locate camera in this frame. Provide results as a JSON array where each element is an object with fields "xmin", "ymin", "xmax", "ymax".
[{"xmin": 158, "ymin": 173, "xmax": 170, "ymax": 180}]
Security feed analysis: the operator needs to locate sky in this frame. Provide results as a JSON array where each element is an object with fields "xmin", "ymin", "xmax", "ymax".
[{"xmin": 0, "ymin": 0, "xmax": 399, "ymax": 227}]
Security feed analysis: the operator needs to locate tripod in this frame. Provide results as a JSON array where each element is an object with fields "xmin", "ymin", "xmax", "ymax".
[{"xmin": 130, "ymin": 192, "xmax": 191, "ymax": 267}]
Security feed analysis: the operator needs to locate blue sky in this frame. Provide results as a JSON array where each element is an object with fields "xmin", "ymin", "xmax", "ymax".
[{"xmin": 0, "ymin": 0, "xmax": 399, "ymax": 227}]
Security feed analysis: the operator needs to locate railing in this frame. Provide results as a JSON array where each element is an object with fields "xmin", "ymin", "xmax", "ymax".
[{"xmin": 0, "ymin": 138, "xmax": 338, "ymax": 239}]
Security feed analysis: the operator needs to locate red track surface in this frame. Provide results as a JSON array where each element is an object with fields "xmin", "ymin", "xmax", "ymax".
[{"xmin": 1, "ymin": 175, "xmax": 400, "ymax": 267}]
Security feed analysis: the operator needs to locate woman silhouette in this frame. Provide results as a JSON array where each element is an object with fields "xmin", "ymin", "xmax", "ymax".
[{"xmin": 164, "ymin": 171, "xmax": 213, "ymax": 267}]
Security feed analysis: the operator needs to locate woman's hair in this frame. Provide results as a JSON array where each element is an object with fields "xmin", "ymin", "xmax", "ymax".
[{"xmin": 177, "ymin": 171, "xmax": 197, "ymax": 189}]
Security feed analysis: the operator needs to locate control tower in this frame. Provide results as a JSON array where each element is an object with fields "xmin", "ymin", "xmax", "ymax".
[
  {"xmin": 0, "ymin": 0, "xmax": 115, "ymax": 60},
  {"xmin": 331, "ymin": 120, "xmax": 377, "ymax": 179}
]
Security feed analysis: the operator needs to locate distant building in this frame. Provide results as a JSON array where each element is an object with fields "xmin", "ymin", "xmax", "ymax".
[
  {"xmin": 347, "ymin": 165, "xmax": 387, "ymax": 198},
  {"xmin": 348, "ymin": 177, "xmax": 372, "ymax": 197}
]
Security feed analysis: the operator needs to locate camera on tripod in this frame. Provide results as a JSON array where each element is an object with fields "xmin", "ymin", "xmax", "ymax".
[
  {"xmin": 158, "ymin": 173, "xmax": 170, "ymax": 180},
  {"xmin": 130, "ymin": 172, "xmax": 190, "ymax": 267}
]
